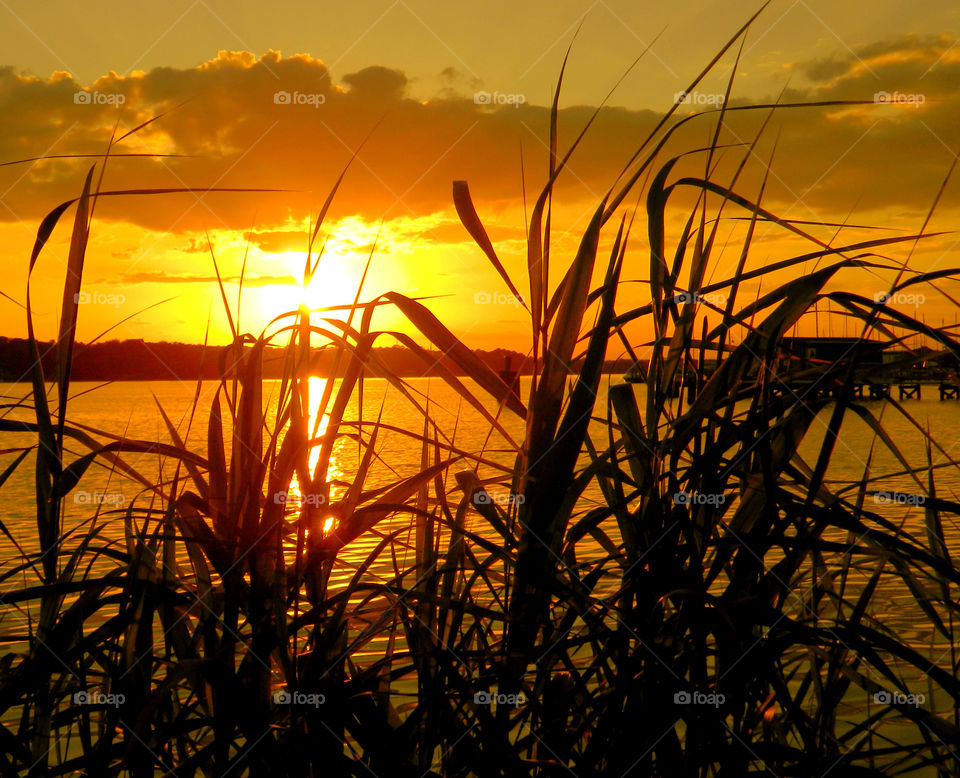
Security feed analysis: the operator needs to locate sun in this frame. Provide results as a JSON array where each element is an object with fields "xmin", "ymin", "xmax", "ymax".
[
  {"xmin": 255, "ymin": 216, "xmax": 400, "ymax": 322},
  {"xmin": 258, "ymin": 247, "xmax": 363, "ymax": 320}
]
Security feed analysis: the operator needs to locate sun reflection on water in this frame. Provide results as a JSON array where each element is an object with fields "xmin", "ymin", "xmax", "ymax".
[{"xmin": 284, "ymin": 376, "xmax": 341, "ymax": 554}]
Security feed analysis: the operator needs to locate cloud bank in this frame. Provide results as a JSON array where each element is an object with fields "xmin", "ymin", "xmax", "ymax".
[{"xmin": 0, "ymin": 36, "xmax": 957, "ymax": 241}]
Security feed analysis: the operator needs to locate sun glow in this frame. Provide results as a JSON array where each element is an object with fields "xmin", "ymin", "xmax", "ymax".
[{"xmin": 257, "ymin": 247, "xmax": 364, "ymax": 320}]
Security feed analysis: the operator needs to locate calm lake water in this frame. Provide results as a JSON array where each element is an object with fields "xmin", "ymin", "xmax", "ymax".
[
  {"xmin": 2, "ymin": 376, "xmax": 959, "ymax": 575},
  {"xmin": 0, "ymin": 377, "xmax": 536, "ymax": 611},
  {"xmin": 2, "ymin": 377, "xmax": 960, "ymax": 735}
]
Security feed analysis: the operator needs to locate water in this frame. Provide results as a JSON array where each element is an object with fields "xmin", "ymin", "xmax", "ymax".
[
  {"xmin": 0, "ymin": 377, "xmax": 538, "ymax": 619},
  {"xmin": 2, "ymin": 378, "xmax": 958, "ymax": 582},
  {"xmin": 3, "ymin": 378, "xmax": 960, "ymax": 756}
]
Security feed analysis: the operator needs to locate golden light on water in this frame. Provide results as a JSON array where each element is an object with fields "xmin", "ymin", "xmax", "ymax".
[
  {"xmin": 305, "ymin": 375, "xmax": 330, "ymax": 476},
  {"xmin": 285, "ymin": 376, "xmax": 341, "ymax": 549}
]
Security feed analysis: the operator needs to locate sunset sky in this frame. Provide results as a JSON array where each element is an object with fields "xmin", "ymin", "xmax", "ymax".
[{"xmin": 1, "ymin": 0, "xmax": 959, "ymax": 351}]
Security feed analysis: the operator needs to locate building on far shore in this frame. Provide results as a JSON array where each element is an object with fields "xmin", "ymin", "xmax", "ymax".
[{"xmin": 778, "ymin": 336, "xmax": 887, "ymax": 372}]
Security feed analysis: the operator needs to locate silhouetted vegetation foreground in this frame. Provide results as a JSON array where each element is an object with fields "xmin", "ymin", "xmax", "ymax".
[{"xmin": 4, "ymin": 8, "xmax": 960, "ymax": 775}]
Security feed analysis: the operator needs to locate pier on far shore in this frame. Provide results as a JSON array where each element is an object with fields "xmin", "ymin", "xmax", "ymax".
[{"xmin": 622, "ymin": 336, "xmax": 960, "ymax": 401}]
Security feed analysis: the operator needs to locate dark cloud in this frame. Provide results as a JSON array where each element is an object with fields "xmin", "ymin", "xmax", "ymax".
[
  {"xmin": 801, "ymin": 58, "xmax": 850, "ymax": 83},
  {"xmin": 0, "ymin": 40, "xmax": 957, "ymax": 240},
  {"xmin": 342, "ymin": 65, "xmax": 408, "ymax": 100},
  {"xmin": 439, "ymin": 66, "xmax": 481, "ymax": 91}
]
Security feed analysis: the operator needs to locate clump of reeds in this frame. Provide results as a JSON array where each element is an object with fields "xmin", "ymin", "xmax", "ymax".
[{"xmin": 3, "ymin": 5, "xmax": 960, "ymax": 775}]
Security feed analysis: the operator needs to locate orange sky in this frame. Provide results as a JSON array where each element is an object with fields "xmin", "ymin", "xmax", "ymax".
[{"xmin": 1, "ymin": 2, "xmax": 959, "ymax": 353}]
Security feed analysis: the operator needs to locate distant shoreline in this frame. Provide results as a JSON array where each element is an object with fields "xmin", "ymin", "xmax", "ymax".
[{"xmin": 0, "ymin": 337, "xmax": 639, "ymax": 382}]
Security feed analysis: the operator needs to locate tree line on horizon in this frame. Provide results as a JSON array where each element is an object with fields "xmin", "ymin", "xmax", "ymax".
[{"xmin": 0, "ymin": 336, "xmax": 639, "ymax": 382}]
